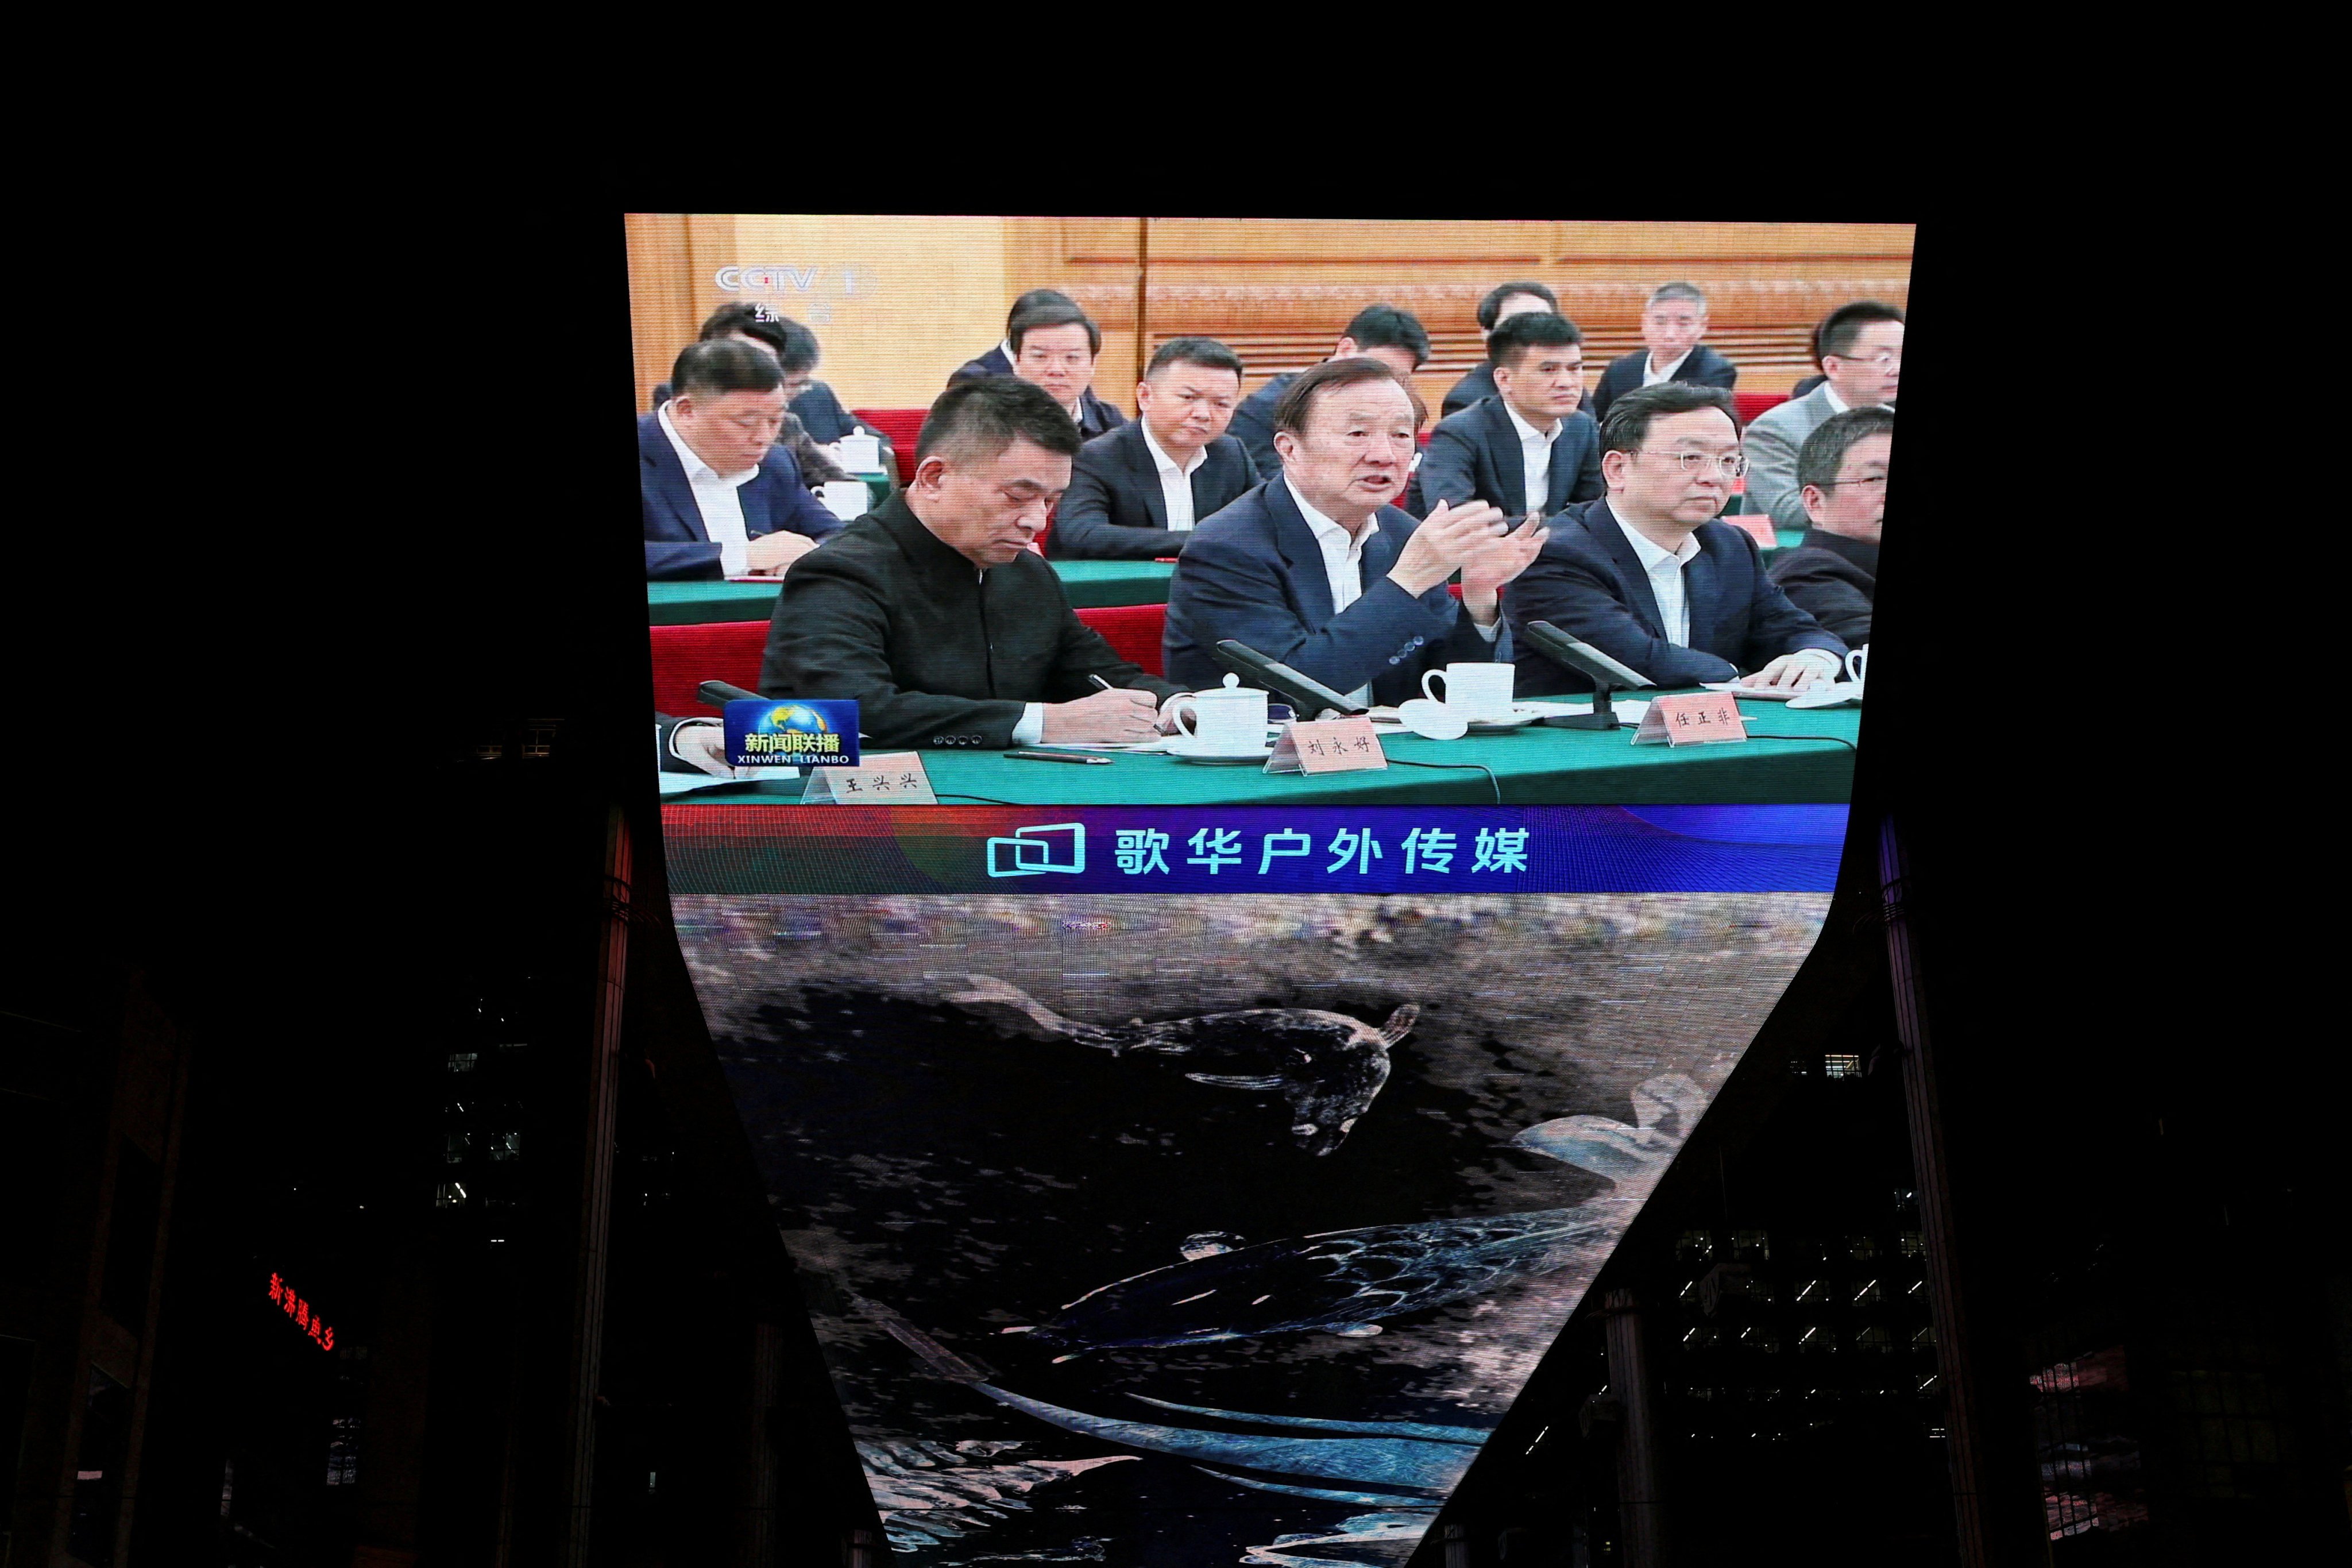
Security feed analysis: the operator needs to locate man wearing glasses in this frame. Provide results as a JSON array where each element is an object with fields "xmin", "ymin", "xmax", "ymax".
[
  {"xmin": 1506, "ymin": 383, "xmax": 1846, "ymax": 696},
  {"xmin": 1741, "ymin": 301, "xmax": 1903, "ymax": 529},
  {"xmin": 1164, "ymin": 357, "xmax": 1544, "ymax": 705},
  {"xmin": 642, "ymin": 339, "xmax": 847, "ymax": 580},
  {"xmin": 1769, "ymin": 407, "xmax": 1893, "ymax": 648}
]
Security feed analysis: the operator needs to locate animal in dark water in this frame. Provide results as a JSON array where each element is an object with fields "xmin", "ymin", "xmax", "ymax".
[
  {"xmin": 1000, "ymin": 1073, "xmax": 1706, "ymax": 1355},
  {"xmin": 929, "ymin": 974, "xmax": 1416, "ymax": 1156}
]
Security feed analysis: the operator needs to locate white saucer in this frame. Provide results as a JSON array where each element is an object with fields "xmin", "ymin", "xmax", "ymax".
[
  {"xmin": 1462, "ymin": 705, "xmax": 1548, "ymax": 733},
  {"xmin": 1163, "ymin": 736, "xmax": 1275, "ymax": 764}
]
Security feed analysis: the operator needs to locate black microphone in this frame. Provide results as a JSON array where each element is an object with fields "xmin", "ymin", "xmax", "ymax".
[
  {"xmin": 697, "ymin": 681, "xmax": 763, "ymax": 709},
  {"xmin": 1520, "ymin": 621, "xmax": 1654, "ymax": 731},
  {"xmin": 1210, "ymin": 640, "xmax": 1368, "ymax": 719}
]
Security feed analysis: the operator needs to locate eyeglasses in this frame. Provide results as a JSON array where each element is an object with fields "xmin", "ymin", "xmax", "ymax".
[
  {"xmin": 1829, "ymin": 351, "xmax": 1902, "ymax": 369},
  {"xmin": 1637, "ymin": 449, "xmax": 1748, "ymax": 478},
  {"xmin": 1817, "ymin": 474, "xmax": 1888, "ymax": 491}
]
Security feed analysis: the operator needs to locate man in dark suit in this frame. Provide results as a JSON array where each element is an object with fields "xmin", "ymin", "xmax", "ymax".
[
  {"xmin": 1164, "ymin": 358, "xmax": 1546, "ymax": 705},
  {"xmin": 947, "ymin": 288, "xmax": 1077, "ymax": 385},
  {"xmin": 1768, "ymin": 406, "xmax": 1891, "ymax": 648},
  {"xmin": 1587, "ymin": 282, "xmax": 1740, "ymax": 427},
  {"xmin": 1440, "ymin": 281, "xmax": 1559, "ymax": 416},
  {"xmin": 1418, "ymin": 312, "xmax": 1603, "ymax": 522},
  {"xmin": 1506, "ymin": 383, "xmax": 1845, "ymax": 696},
  {"xmin": 648, "ymin": 302, "xmax": 898, "ymax": 491},
  {"xmin": 1052, "ymin": 338, "xmax": 1257, "ymax": 559},
  {"xmin": 760, "ymin": 377, "xmax": 1185, "ymax": 751},
  {"xmin": 980, "ymin": 300, "xmax": 1126, "ymax": 441},
  {"xmin": 642, "ymin": 340, "xmax": 847, "ymax": 581},
  {"xmin": 1227, "ymin": 304, "xmax": 1431, "ymax": 481}
]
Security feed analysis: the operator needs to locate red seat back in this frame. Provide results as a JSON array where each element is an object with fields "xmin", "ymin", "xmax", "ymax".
[
  {"xmin": 852, "ymin": 408, "xmax": 928, "ymax": 484},
  {"xmin": 1075, "ymin": 603, "xmax": 1165, "ymax": 677},
  {"xmin": 648, "ymin": 620, "xmax": 767, "ymax": 717},
  {"xmin": 1735, "ymin": 391, "xmax": 1790, "ymax": 424}
]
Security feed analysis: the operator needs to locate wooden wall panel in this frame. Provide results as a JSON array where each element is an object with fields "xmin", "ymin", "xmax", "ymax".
[{"xmin": 623, "ymin": 217, "xmax": 1914, "ymax": 415}]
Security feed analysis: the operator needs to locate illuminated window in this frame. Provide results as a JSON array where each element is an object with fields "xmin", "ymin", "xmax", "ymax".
[
  {"xmin": 1891, "ymin": 1188, "xmax": 1918, "ymax": 1214},
  {"xmin": 435, "ymin": 1181, "xmax": 468, "ymax": 1208},
  {"xmin": 1822, "ymin": 1053, "xmax": 1862, "ymax": 1079},
  {"xmin": 1925, "ymin": 1423, "xmax": 1949, "ymax": 1439},
  {"xmin": 489, "ymin": 1130, "xmax": 522, "ymax": 1162},
  {"xmin": 1733, "ymin": 1230, "xmax": 1771, "ymax": 1261},
  {"xmin": 1798, "ymin": 1326, "xmax": 1837, "ymax": 1354},
  {"xmin": 1845, "ymin": 1235, "xmax": 1878, "ymax": 1261},
  {"xmin": 443, "ymin": 1132, "xmax": 470, "ymax": 1164},
  {"xmin": 1899, "ymin": 1231, "xmax": 1926, "ymax": 1257},
  {"xmin": 1794, "ymin": 1279, "xmax": 1825, "ymax": 1303},
  {"xmin": 1682, "ymin": 1326, "xmax": 1723, "ymax": 1350},
  {"xmin": 1855, "ymin": 1326, "xmax": 1896, "ymax": 1354},
  {"xmin": 1851, "ymin": 1280, "xmax": 1883, "ymax": 1304},
  {"xmin": 447, "ymin": 1052, "xmax": 478, "ymax": 1073},
  {"xmin": 1740, "ymin": 1326, "xmax": 1781, "ymax": 1354},
  {"xmin": 1907, "ymin": 1279, "xmax": 1926, "ymax": 1299},
  {"xmin": 1677, "ymin": 1280, "xmax": 1697, "ymax": 1303},
  {"xmin": 1913, "ymin": 1325, "xmax": 1939, "ymax": 1350},
  {"xmin": 522, "ymin": 720, "xmax": 558, "ymax": 759},
  {"xmin": 1676, "ymin": 1230, "xmax": 1716, "ymax": 1263},
  {"xmin": 1915, "ymin": 1374, "xmax": 1942, "ymax": 1396}
]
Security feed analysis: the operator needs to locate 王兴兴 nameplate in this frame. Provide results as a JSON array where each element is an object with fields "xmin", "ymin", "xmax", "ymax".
[
  {"xmin": 1265, "ymin": 716, "xmax": 1387, "ymax": 775},
  {"xmin": 1632, "ymin": 693, "xmax": 1749, "ymax": 746},
  {"xmin": 800, "ymin": 752, "xmax": 937, "ymax": 804}
]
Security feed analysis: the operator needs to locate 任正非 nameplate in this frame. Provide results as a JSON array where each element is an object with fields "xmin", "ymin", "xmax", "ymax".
[{"xmin": 1632, "ymin": 693, "xmax": 1749, "ymax": 747}]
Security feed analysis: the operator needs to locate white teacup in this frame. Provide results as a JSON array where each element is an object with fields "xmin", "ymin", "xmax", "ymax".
[
  {"xmin": 1420, "ymin": 662, "xmax": 1516, "ymax": 721},
  {"xmin": 1169, "ymin": 682, "xmax": 1270, "ymax": 751},
  {"xmin": 1845, "ymin": 646, "xmax": 1868, "ymax": 689}
]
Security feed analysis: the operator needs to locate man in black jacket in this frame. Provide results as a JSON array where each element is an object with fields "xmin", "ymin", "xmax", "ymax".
[
  {"xmin": 1439, "ymin": 281, "xmax": 1559, "ymax": 416},
  {"xmin": 1052, "ymin": 337, "xmax": 1257, "ymax": 559},
  {"xmin": 947, "ymin": 288, "xmax": 1078, "ymax": 385},
  {"xmin": 1586, "ymin": 282, "xmax": 1740, "ymax": 426},
  {"xmin": 1505, "ymin": 384, "xmax": 1844, "ymax": 697},
  {"xmin": 761, "ymin": 377, "xmax": 1184, "ymax": 750},
  {"xmin": 1767, "ymin": 406, "xmax": 1891, "ymax": 648}
]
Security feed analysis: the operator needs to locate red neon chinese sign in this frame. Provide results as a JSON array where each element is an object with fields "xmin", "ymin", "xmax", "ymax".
[{"xmin": 266, "ymin": 1271, "xmax": 335, "ymax": 1352}]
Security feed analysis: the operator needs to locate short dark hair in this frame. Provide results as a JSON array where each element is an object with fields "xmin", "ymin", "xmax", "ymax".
[
  {"xmin": 1145, "ymin": 336, "xmax": 1245, "ymax": 380},
  {"xmin": 1340, "ymin": 304, "xmax": 1431, "ymax": 368},
  {"xmin": 1796, "ymin": 406, "xmax": 1895, "ymax": 493},
  {"xmin": 1486, "ymin": 311, "xmax": 1584, "ymax": 369},
  {"xmin": 1816, "ymin": 300, "xmax": 1905, "ymax": 365},
  {"xmin": 698, "ymin": 301, "xmax": 821, "ymax": 374},
  {"xmin": 1599, "ymin": 382, "xmax": 1739, "ymax": 455},
  {"xmin": 671, "ymin": 338, "xmax": 783, "ymax": 402},
  {"xmin": 1476, "ymin": 280, "xmax": 1558, "ymax": 331},
  {"xmin": 1646, "ymin": 281, "xmax": 1708, "ymax": 311},
  {"xmin": 1271, "ymin": 357, "xmax": 1427, "ymax": 437},
  {"xmin": 915, "ymin": 376, "xmax": 1082, "ymax": 467},
  {"xmin": 1007, "ymin": 288, "xmax": 1076, "ymax": 334},
  {"xmin": 1009, "ymin": 301, "xmax": 1102, "ymax": 357}
]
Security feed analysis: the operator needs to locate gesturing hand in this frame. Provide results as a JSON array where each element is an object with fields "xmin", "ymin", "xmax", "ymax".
[
  {"xmin": 746, "ymin": 530, "xmax": 820, "ymax": 576},
  {"xmin": 1040, "ymin": 686, "xmax": 1161, "ymax": 744},
  {"xmin": 1387, "ymin": 499, "xmax": 1511, "ymax": 597},
  {"xmin": 1461, "ymin": 511, "xmax": 1548, "ymax": 602}
]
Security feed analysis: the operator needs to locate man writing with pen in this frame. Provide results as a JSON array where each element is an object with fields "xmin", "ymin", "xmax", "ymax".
[{"xmin": 759, "ymin": 377, "xmax": 1189, "ymax": 751}]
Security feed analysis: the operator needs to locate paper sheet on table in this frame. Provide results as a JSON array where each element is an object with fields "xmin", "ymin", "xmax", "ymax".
[
  {"xmin": 1518, "ymin": 699, "xmax": 1651, "ymax": 722},
  {"xmin": 1698, "ymin": 682, "xmax": 1829, "ymax": 702}
]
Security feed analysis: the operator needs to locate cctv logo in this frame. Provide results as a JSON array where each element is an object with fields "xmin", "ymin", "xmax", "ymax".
[
  {"xmin": 715, "ymin": 265, "xmax": 820, "ymax": 292},
  {"xmin": 986, "ymin": 823, "xmax": 1085, "ymax": 878}
]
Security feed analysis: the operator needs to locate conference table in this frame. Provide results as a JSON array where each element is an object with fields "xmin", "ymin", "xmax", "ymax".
[
  {"xmin": 648, "ymin": 561, "xmax": 1179, "ymax": 624},
  {"xmin": 658, "ymin": 692, "xmax": 1859, "ymax": 806}
]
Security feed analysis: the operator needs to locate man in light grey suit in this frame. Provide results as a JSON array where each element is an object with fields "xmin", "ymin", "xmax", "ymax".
[{"xmin": 1740, "ymin": 300, "xmax": 1903, "ymax": 528}]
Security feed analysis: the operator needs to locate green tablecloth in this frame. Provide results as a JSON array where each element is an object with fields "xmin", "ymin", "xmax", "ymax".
[
  {"xmin": 662, "ymin": 693, "xmax": 1858, "ymax": 806},
  {"xmin": 648, "ymin": 560, "xmax": 1178, "ymax": 625}
]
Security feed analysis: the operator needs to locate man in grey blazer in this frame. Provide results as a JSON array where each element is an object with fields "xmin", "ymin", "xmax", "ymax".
[{"xmin": 1740, "ymin": 301, "xmax": 1903, "ymax": 528}]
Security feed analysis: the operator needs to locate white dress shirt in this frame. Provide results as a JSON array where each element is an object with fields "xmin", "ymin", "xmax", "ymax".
[
  {"xmin": 658, "ymin": 402, "xmax": 759, "ymax": 577},
  {"xmin": 1642, "ymin": 348, "xmax": 1694, "ymax": 387},
  {"xmin": 1610, "ymin": 504, "xmax": 1703, "ymax": 645},
  {"xmin": 1501, "ymin": 398, "xmax": 1562, "ymax": 513},
  {"xmin": 1287, "ymin": 478, "xmax": 1495, "ymax": 708},
  {"xmin": 1140, "ymin": 422, "xmax": 1207, "ymax": 531}
]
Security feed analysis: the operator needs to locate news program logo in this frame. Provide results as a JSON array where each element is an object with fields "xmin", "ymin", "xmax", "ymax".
[{"xmin": 725, "ymin": 700, "xmax": 859, "ymax": 767}]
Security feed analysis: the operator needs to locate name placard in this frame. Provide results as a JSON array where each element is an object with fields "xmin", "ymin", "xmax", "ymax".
[
  {"xmin": 1632, "ymin": 693, "xmax": 1749, "ymax": 747},
  {"xmin": 1265, "ymin": 717, "xmax": 1387, "ymax": 775},
  {"xmin": 801, "ymin": 751, "xmax": 938, "ymax": 804},
  {"xmin": 726, "ymin": 700, "xmax": 860, "ymax": 768}
]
